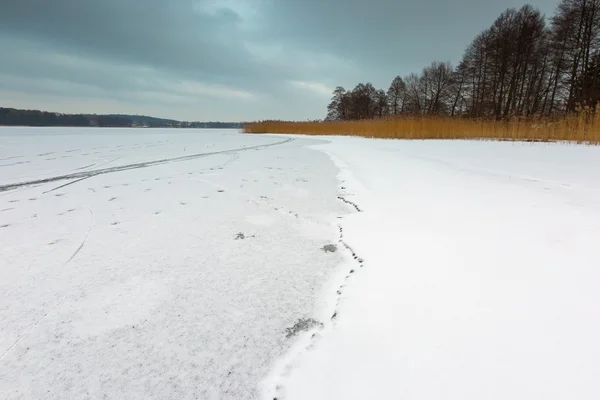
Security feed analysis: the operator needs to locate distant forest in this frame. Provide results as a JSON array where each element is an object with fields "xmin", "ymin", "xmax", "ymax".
[
  {"xmin": 0, "ymin": 107, "xmax": 242, "ymax": 129},
  {"xmin": 327, "ymin": 0, "xmax": 600, "ymax": 121}
]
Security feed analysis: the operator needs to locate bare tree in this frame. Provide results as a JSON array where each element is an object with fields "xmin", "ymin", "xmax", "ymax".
[
  {"xmin": 422, "ymin": 61, "xmax": 455, "ymax": 114},
  {"xmin": 347, "ymin": 83, "xmax": 379, "ymax": 119},
  {"xmin": 554, "ymin": 0, "xmax": 600, "ymax": 110},
  {"xmin": 403, "ymin": 73, "xmax": 424, "ymax": 114},
  {"xmin": 374, "ymin": 89, "xmax": 389, "ymax": 117},
  {"xmin": 387, "ymin": 76, "xmax": 406, "ymax": 115},
  {"xmin": 326, "ymin": 86, "xmax": 353, "ymax": 121}
]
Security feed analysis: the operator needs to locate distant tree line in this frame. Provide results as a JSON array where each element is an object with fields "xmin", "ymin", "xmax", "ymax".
[
  {"xmin": 327, "ymin": 0, "xmax": 600, "ymax": 120},
  {"xmin": 0, "ymin": 107, "xmax": 242, "ymax": 128},
  {"xmin": 0, "ymin": 107, "xmax": 125, "ymax": 127}
]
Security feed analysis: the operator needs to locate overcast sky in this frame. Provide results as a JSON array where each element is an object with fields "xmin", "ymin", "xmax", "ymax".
[{"xmin": 1, "ymin": 0, "xmax": 559, "ymax": 121}]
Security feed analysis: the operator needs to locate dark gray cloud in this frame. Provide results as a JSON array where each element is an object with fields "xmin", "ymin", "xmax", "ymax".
[
  {"xmin": 1, "ymin": 0, "xmax": 559, "ymax": 120},
  {"xmin": 2, "ymin": 0, "xmax": 275, "ymax": 86}
]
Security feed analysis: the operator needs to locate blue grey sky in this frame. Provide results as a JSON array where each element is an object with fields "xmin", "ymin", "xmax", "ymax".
[{"xmin": 1, "ymin": 0, "xmax": 559, "ymax": 121}]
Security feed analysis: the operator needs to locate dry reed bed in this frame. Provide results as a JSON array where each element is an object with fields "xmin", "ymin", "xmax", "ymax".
[{"xmin": 244, "ymin": 114, "xmax": 600, "ymax": 144}]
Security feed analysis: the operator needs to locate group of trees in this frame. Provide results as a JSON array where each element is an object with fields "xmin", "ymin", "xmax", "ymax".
[
  {"xmin": 327, "ymin": 0, "xmax": 600, "ymax": 120},
  {"xmin": 0, "ymin": 108, "xmax": 131, "ymax": 127},
  {"xmin": 0, "ymin": 108, "xmax": 243, "ymax": 128}
]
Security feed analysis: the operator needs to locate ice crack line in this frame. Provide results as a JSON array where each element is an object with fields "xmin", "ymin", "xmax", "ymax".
[
  {"xmin": 269, "ymin": 194, "xmax": 366, "ymax": 400},
  {"xmin": 337, "ymin": 196, "xmax": 362, "ymax": 212},
  {"xmin": 331, "ymin": 224, "xmax": 364, "ymax": 321}
]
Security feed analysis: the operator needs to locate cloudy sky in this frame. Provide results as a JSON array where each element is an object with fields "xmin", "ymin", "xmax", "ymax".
[{"xmin": 1, "ymin": 0, "xmax": 558, "ymax": 121}]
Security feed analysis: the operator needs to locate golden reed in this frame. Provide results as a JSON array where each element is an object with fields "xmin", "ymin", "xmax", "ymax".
[{"xmin": 244, "ymin": 111, "xmax": 600, "ymax": 144}]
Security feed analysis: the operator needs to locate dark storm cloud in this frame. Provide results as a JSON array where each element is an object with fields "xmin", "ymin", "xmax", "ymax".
[
  {"xmin": 0, "ymin": 0, "xmax": 559, "ymax": 120},
  {"xmin": 1, "ymin": 0, "xmax": 273, "ymax": 87}
]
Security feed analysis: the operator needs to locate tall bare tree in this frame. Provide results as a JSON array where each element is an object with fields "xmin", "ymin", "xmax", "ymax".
[
  {"xmin": 326, "ymin": 86, "xmax": 351, "ymax": 121},
  {"xmin": 403, "ymin": 73, "xmax": 424, "ymax": 114},
  {"xmin": 387, "ymin": 76, "xmax": 406, "ymax": 115},
  {"xmin": 421, "ymin": 61, "xmax": 455, "ymax": 114}
]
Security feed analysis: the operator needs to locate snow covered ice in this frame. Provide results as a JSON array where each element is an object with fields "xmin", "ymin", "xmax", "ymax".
[
  {"xmin": 2, "ymin": 128, "xmax": 600, "ymax": 400},
  {"xmin": 0, "ymin": 128, "xmax": 346, "ymax": 399},
  {"xmin": 277, "ymin": 137, "xmax": 600, "ymax": 400}
]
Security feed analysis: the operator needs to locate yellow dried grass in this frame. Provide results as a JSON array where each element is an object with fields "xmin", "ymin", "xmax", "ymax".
[{"xmin": 244, "ymin": 112, "xmax": 600, "ymax": 144}]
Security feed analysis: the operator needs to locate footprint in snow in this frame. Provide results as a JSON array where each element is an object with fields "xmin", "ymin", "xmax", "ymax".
[
  {"xmin": 108, "ymin": 197, "xmax": 117, "ymax": 202},
  {"xmin": 0, "ymin": 224, "xmax": 10, "ymax": 228},
  {"xmin": 1, "ymin": 208, "xmax": 14, "ymax": 212},
  {"xmin": 54, "ymin": 193, "xmax": 66, "ymax": 197},
  {"xmin": 110, "ymin": 221, "xmax": 120, "ymax": 226}
]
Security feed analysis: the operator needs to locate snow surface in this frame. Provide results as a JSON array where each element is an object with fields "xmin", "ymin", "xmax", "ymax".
[
  {"xmin": 3, "ymin": 128, "xmax": 600, "ymax": 400},
  {"xmin": 274, "ymin": 137, "xmax": 600, "ymax": 400},
  {"xmin": 0, "ymin": 128, "xmax": 347, "ymax": 399}
]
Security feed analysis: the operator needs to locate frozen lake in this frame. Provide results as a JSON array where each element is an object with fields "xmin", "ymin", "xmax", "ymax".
[
  {"xmin": 0, "ymin": 127, "xmax": 346, "ymax": 399},
  {"xmin": 2, "ymin": 128, "xmax": 600, "ymax": 400}
]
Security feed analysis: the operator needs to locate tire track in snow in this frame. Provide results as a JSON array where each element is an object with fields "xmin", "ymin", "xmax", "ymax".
[
  {"xmin": 43, "ymin": 156, "xmax": 126, "ymax": 194},
  {"xmin": 43, "ymin": 176, "xmax": 94, "ymax": 194},
  {"xmin": 0, "ymin": 138, "xmax": 294, "ymax": 193}
]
